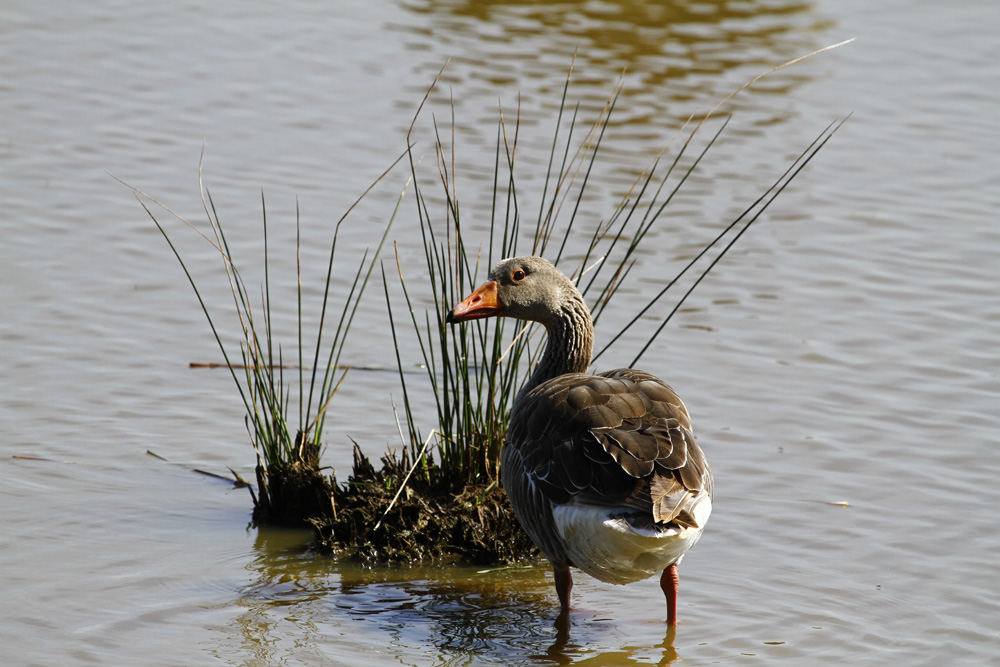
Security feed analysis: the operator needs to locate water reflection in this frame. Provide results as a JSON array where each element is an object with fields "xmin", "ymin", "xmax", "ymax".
[
  {"xmin": 392, "ymin": 0, "xmax": 838, "ymax": 276},
  {"xmin": 227, "ymin": 527, "xmax": 329, "ymax": 666},
  {"xmin": 227, "ymin": 527, "xmax": 685, "ymax": 666},
  {"xmin": 398, "ymin": 0, "xmax": 832, "ymax": 120},
  {"xmin": 544, "ymin": 612, "xmax": 679, "ymax": 666}
]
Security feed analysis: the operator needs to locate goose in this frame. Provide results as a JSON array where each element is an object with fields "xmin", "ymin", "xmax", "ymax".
[{"xmin": 447, "ymin": 256, "xmax": 713, "ymax": 624}]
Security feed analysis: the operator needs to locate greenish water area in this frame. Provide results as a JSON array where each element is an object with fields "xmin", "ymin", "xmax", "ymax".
[{"xmin": 2, "ymin": 0, "xmax": 998, "ymax": 664}]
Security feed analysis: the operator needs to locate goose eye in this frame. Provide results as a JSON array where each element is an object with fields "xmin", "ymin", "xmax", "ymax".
[{"xmin": 512, "ymin": 269, "xmax": 526, "ymax": 282}]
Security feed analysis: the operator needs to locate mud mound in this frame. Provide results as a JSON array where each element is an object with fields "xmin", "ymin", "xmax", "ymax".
[
  {"xmin": 252, "ymin": 460, "xmax": 335, "ymax": 526},
  {"xmin": 311, "ymin": 446, "xmax": 537, "ymax": 566}
]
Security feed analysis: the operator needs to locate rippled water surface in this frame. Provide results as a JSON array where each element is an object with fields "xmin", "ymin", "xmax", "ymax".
[{"xmin": 2, "ymin": 1, "xmax": 999, "ymax": 665}]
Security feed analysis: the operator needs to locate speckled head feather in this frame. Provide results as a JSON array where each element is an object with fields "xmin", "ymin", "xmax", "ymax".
[{"xmin": 486, "ymin": 256, "xmax": 585, "ymax": 329}]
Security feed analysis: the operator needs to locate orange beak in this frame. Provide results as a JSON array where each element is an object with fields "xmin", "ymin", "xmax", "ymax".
[{"xmin": 446, "ymin": 280, "xmax": 502, "ymax": 323}]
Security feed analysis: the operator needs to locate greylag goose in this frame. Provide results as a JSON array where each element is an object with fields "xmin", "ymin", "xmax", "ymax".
[{"xmin": 447, "ymin": 256, "xmax": 713, "ymax": 624}]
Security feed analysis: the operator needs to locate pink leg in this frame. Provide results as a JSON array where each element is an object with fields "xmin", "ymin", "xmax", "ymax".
[
  {"xmin": 660, "ymin": 563, "xmax": 680, "ymax": 625},
  {"xmin": 554, "ymin": 566, "xmax": 573, "ymax": 610}
]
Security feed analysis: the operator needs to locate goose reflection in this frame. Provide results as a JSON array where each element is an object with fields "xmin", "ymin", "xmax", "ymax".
[{"xmin": 545, "ymin": 611, "xmax": 679, "ymax": 666}]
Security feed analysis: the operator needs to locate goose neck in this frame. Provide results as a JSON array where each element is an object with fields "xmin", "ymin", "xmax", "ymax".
[{"xmin": 521, "ymin": 295, "xmax": 593, "ymax": 397}]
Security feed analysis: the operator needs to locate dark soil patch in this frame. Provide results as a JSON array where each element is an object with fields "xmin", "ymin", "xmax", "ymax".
[
  {"xmin": 310, "ymin": 446, "xmax": 537, "ymax": 566},
  {"xmin": 250, "ymin": 433, "xmax": 335, "ymax": 526},
  {"xmin": 252, "ymin": 460, "xmax": 335, "ymax": 526}
]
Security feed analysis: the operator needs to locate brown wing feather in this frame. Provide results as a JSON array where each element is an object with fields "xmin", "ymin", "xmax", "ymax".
[{"xmin": 504, "ymin": 368, "xmax": 713, "ymax": 549}]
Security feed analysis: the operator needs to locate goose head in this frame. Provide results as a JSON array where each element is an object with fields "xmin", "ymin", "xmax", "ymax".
[{"xmin": 446, "ymin": 256, "xmax": 579, "ymax": 328}]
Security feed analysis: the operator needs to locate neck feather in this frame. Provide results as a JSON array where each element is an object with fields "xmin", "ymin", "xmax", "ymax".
[{"xmin": 520, "ymin": 292, "xmax": 593, "ymax": 399}]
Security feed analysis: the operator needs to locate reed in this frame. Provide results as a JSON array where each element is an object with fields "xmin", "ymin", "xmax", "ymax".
[
  {"xmin": 389, "ymin": 57, "xmax": 846, "ymax": 496},
  {"xmin": 129, "ymin": 157, "xmax": 404, "ymax": 525}
]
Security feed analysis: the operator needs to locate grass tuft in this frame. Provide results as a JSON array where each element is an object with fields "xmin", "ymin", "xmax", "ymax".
[
  {"xmin": 124, "ymin": 151, "xmax": 405, "ymax": 525},
  {"xmin": 387, "ymin": 51, "xmax": 848, "ymax": 518}
]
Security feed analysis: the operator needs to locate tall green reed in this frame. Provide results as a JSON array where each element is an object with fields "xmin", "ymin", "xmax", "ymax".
[
  {"xmin": 129, "ymin": 155, "xmax": 404, "ymax": 522},
  {"xmin": 388, "ymin": 57, "xmax": 846, "ymax": 490}
]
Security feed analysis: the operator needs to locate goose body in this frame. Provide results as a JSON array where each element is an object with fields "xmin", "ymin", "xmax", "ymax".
[{"xmin": 448, "ymin": 256, "xmax": 713, "ymax": 624}]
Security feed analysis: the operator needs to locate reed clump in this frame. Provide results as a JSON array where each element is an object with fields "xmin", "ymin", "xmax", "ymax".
[
  {"xmin": 137, "ymin": 49, "xmax": 844, "ymax": 564},
  {"xmin": 134, "ymin": 163, "xmax": 400, "ymax": 527}
]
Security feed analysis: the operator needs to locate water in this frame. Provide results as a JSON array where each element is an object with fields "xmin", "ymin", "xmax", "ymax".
[{"xmin": 2, "ymin": 0, "xmax": 999, "ymax": 664}]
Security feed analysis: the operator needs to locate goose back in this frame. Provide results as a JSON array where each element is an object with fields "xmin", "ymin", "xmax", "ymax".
[{"xmin": 502, "ymin": 367, "xmax": 713, "ymax": 571}]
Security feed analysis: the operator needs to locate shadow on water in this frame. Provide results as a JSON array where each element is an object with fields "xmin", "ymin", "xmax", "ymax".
[{"xmin": 224, "ymin": 527, "xmax": 685, "ymax": 666}]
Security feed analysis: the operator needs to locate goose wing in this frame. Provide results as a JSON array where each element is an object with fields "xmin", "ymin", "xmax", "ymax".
[{"xmin": 505, "ymin": 369, "xmax": 712, "ymax": 530}]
